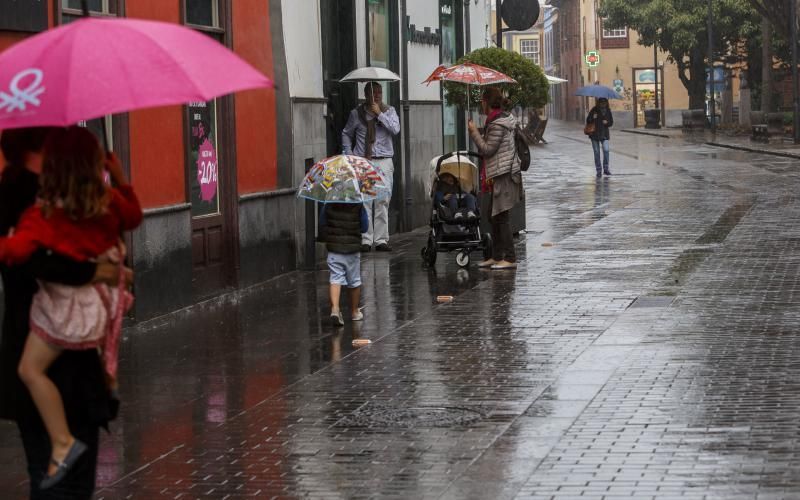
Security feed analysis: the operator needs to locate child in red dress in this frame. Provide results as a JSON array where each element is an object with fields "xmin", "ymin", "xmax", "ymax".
[{"xmin": 0, "ymin": 127, "xmax": 142, "ymax": 489}]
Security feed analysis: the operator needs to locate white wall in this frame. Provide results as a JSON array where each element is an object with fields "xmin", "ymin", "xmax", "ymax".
[
  {"xmin": 281, "ymin": 0, "xmax": 323, "ymax": 98},
  {"xmin": 470, "ymin": 0, "xmax": 491, "ymax": 50},
  {"xmin": 407, "ymin": 0, "xmax": 441, "ymax": 101}
]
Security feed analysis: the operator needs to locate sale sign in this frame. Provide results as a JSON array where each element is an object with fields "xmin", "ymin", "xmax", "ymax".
[{"xmin": 197, "ymin": 137, "xmax": 218, "ymax": 202}]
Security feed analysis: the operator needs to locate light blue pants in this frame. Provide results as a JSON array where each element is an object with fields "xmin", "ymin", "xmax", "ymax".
[{"xmin": 591, "ymin": 139, "xmax": 610, "ymax": 172}]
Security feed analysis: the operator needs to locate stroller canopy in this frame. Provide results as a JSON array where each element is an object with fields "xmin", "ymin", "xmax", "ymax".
[{"xmin": 430, "ymin": 152, "xmax": 478, "ymax": 195}]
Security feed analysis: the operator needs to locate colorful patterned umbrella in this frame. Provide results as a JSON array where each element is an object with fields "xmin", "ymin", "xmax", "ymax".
[
  {"xmin": 422, "ymin": 63, "xmax": 517, "ymax": 86},
  {"xmin": 297, "ymin": 155, "xmax": 391, "ymax": 204}
]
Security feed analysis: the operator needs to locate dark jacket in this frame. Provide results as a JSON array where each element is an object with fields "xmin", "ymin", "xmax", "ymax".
[
  {"xmin": 319, "ymin": 203, "xmax": 368, "ymax": 254},
  {"xmin": 586, "ymin": 106, "xmax": 614, "ymax": 141},
  {"xmin": 0, "ymin": 165, "xmax": 114, "ymax": 425}
]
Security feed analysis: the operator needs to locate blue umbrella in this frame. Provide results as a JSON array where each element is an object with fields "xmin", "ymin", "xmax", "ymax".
[{"xmin": 574, "ymin": 84, "xmax": 623, "ymax": 99}]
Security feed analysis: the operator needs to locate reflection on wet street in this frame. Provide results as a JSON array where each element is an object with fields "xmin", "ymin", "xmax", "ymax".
[{"xmin": 4, "ymin": 120, "xmax": 800, "ymax": 498}]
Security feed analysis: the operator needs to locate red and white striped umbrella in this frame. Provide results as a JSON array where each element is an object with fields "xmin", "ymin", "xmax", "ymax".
[{"xmin": 422, "ymin": 62, "xmax": 517, "ymax": 86}]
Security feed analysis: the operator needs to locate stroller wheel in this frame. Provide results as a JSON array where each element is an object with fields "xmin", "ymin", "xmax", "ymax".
[
  {"xmin": 481, "ymin": 233, "xmax": 493, "ymax": 261},
  {"xmin": 456, "ymin": 251, "xmax": 470, "ymax": 268}
]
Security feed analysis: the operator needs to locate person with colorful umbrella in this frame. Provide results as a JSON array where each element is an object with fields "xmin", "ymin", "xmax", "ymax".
[
  {"xmin": 297, "ymin": 155, "xmax": 388, "ymax": 326},
  {"xmin": 341, "ymin": 82, "xmax": 400, "ymax": 252}
]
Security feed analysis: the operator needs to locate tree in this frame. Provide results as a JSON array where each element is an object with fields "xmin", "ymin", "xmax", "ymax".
[
  {"xmin": 442, "ymin": 47, "xmax": 549, "ymax": 110},
  {"xmin": 747, "ymin": 0, "xmax": 790, "ymax": 39},
  {"xmin": 600, "ymin": 0, "xmax": 759, "ymax": 109}
]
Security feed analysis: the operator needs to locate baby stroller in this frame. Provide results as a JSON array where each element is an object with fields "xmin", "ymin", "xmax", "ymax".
[{"xmin": 421, "ymin": 151, "xmax": 492, "ymax": 267}]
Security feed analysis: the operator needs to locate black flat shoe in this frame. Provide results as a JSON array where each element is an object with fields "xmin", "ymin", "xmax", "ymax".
[
  {"xmin": 375, "ymin": 243, "xmax": 392, "ymax": 252},
  {"xmin": 360, "ymin": 244, "xmax": 371, "ymax": 252},
  {"xmin": 40, "ymin": 439, "xmax": 88, "ymax": 490}
]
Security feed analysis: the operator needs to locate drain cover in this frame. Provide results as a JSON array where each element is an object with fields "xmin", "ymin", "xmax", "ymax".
[{"xmin": 337, "ymin": 405, "xmax": 485, "ymax": 428}]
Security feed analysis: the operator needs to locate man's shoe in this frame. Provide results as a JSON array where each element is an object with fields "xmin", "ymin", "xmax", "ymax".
[
  {"xmin": 330, "ymin": 311, "xmax": 344, "ymax": 327},
  {"xmin": 375, "ymin": 243, "xmax": 392, "ymax": 252},
  {"xmin": 467, "ymin": 211, "xmax": 477, "ymax": 220},
  {"xmin": 603, "ymin": 169, "xmax": 611, "ymax": 175},
  {"xmin": 454, "ymin": 212, "xmax": 463, "ymax": 220},
  {"xmin": 596, "ymin": 171, "xmax": 602, "ymax": 178},
  {"xmin": 360, "ymin": 244, "xmax": 371, "ymax": 252}
]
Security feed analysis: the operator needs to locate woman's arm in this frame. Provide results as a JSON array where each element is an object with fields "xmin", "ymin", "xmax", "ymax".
[
  {"xmin": 469, "ymin": 123, "xmax": 505, "ymax": 158},
  {"xmin": 606, "ymin": 111, "xmax": 614, "ymax": 128},
  {"xmin": 111, "ymin": 185, "xmax": 143, "ymax": 230}
]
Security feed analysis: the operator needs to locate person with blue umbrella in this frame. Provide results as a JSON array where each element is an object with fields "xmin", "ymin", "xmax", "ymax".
[{"xmin": 577, "ymin": 85, "xmax": 620, "ymax": 177}]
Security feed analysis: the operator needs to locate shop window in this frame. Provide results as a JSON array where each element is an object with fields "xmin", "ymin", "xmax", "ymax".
[
  {"xmin": 187, "ymin": 101, "xmax": 221, "ymax": 217},
  {"xmin": 61, "ymin": 0, "xmax": 120, "ymax": 23},
  {"xmin": 186, "ymin": 0, "xmax": 220, "ymax": 29},
  {"xmin": 520, "ymin": 39, "xmax": 540, "ymax": 65},
  {"xmin": 0, "ymin": 0, "xmax": 48, "ymax": 32}
]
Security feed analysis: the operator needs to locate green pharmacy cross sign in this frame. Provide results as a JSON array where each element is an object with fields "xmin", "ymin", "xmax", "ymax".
[{"xmin": 585, "ymin": 51, "xmax": 600, "ymax": 67}]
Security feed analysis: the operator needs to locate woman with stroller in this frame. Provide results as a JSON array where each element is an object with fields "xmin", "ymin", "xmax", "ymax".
[{"xmin": 467, "ymin": 87, "xmax": 522, "ymax": 270}]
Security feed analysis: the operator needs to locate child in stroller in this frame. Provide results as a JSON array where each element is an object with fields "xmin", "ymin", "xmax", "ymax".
[{"xmin": 433, "ymin": 172, "xmax": 478, "ymax": 222}]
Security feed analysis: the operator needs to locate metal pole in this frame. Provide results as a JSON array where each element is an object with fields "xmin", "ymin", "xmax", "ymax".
[
  {"xmin": 791, "ymin": 0, "xmax": 799, "ymax": 143},
  {"xmin": 708, "ymin": 0, "xmax": 716, "ymax": 133},
  {"xmin": 653, "ymin": 39, "xmax": 661, "ymax": 128},
  {"xmin": 81, "ymin": 0, "xmax": 89, "ymax": 16},
  {"xmin": 496, "ymin": 0, "xmax": 502, "ymax": 49},
  {"xmin": 464, "ymin": 0, "xmax": 472, "ymax": 53}
]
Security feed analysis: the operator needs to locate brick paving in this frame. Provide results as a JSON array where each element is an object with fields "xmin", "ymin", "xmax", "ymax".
[{"xmin": 3, "ymin": 121, "xmax": 800, "ymax": 498}]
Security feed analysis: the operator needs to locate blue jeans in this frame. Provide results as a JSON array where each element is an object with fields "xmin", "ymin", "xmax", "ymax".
[{"xmin": 591, "ymin": 139, "xmax": 610, "ymax": 172}]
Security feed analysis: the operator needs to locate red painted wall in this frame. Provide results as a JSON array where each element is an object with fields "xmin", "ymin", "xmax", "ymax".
[
  {"xmin": 126, "ymin": 2, "xmax": 185, "ymax": 208},
  {"xmin": 232, "ymin": 0, "xmax": 278, "ymax": 193}
]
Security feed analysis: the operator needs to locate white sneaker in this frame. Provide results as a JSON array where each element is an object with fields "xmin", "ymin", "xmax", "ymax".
[
  {"xmin": 352, "ymin": 309, "xmax": 364, "ymax": 321},
  {"xmin": 454, "ymin": 212, "xmax": 463, "ymax": 219},
  {"xmin": 330, "ymin": 311, "xmax": 344, "ymax": 326},
  {"xmin": 467, "ymin": 211, "xmax": 477, "ymax": 220}
]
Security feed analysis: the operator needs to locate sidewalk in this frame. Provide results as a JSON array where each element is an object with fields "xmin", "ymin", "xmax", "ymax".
[
  {"xmin": 3, "ymin": 121, "xmax": 800, "ymax": 498},
  {"xmin": 622, "ymin": 124, "xmax": 800, "ymax": 159}
]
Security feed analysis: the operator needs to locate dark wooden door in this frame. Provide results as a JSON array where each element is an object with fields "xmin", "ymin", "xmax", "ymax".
[{"xmin": 186, "ymin": 96, "xmax": 237, "ymax": 296}]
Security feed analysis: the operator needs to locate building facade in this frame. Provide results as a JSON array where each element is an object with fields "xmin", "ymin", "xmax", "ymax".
[
  {"xmin": 0, "ymin": 1, "xmax": 490, "ymax": 321},
  {"xmin": 545, "ymin": 0, "xmax": 691, "ymax": 127}
]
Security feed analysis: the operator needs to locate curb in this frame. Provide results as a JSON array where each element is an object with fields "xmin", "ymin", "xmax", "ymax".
[
  {"xmin": 621, "ymin": 128, "xmax": 673, "ymax": 139},
  {"xmin": 623, "ymin": 127, "xmax": 800, "ymax": 160},
  {"xmin": 705, "ymin": 141, "xmax": 800, "ymax": 160}
]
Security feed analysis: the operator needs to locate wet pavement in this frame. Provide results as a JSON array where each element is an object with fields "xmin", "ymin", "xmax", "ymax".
[{"xmin": 4, "ymin": 120, "xmax": 800, "ymax": 498}]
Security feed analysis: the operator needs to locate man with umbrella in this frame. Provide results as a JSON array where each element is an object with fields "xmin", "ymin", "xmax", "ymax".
[{"xmin": 341, "ymin": 82, "xmax": 400, "ymax": 252}]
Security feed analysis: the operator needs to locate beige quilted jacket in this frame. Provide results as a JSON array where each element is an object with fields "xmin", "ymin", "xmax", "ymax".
[{"xmin": 469, "ymin": 112, "xmax": 520, "ymax": 180}]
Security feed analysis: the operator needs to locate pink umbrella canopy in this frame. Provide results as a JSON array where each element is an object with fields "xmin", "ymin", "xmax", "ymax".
[
  {"xmin": 0, "ymin": 17, "xmax": 272, "ymax": 130},
  {"xmin": 422, "ymin": 62, "xmax": 517, "ymax": 86}
]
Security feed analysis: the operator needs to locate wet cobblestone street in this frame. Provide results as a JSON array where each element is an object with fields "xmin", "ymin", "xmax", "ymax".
[{"xmin": 4, "ymin": 121, "xmax": 800, "ymax": 498}]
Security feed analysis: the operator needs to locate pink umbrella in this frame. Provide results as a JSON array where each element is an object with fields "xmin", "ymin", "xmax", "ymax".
[{"xmin": 0, "ymin": 17, "xmax": 272, "ymax": 130}]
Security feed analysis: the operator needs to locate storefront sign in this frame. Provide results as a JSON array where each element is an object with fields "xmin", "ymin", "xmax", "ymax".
[
  {"xmin": 585, "ymin": 50, "xmax": 600, "ymax": 67},
  {"xmin": 408, "ymin": 23, "xmax": 441, "ymax": 46},
  {"xmin": 0, "ymin": 0, "xmax": 47, "ymax": 32},
  {"xmin": 188, "ymin": 100, "xmax": 220, "ymax": 216}
]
